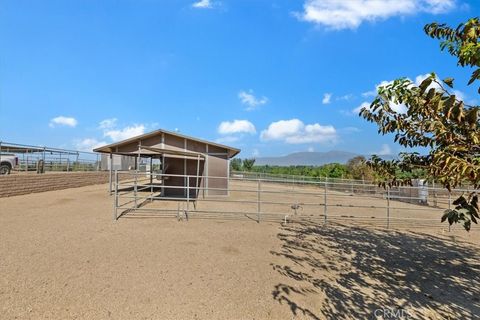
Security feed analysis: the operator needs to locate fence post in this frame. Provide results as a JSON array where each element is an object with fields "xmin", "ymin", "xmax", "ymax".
[
  {"xmin": 113, "ymin": 170, "xmax": 118, "ymax": 220},
  {"xmin": 324, "ymin": 182, "xmax": 327, "ymax": 225},
  {"xmin": 109, "ymin": 154, "xmax": 113, "ymax": 195},
  {"xmin": 187, "ymin": 175, "xmax": 190, "ymax": 214},
  {"xmin": 257, "ymin": 179, "xmax": 261, "ymax": 223},
  {"xmin": 386, "ymin": 187, "xmax": 390, "ymax": 229},
  {"xmin": 134, "ymin": 171, "xmax": 138, "ymax": 208}
]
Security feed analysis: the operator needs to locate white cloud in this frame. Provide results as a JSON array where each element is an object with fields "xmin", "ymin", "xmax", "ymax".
[
  {"xmin": 307, "ymin": 146, "xmax": 315, "ymax": 152},
  {"xmin": 75, "ymin": 138, "xmax": 107, "ymax": 152},
  {"xmin": 218, "ymin": 120, "xmax": 256, "ymax": 135},
  {"xmin": 357, "ymin": 72, "xmax": 470, "ymax": 117},
  {"xmin": 322, "ymin": 93, "xmax": 332, "ymax": 104},
  {"xmin": 413, "ymin": 73, "xmax": 468, "ymax": 102},
  {"xmin": 362, "ymin": 80, "xmax": 392, "ymax": 97},
  {"xmin": 389, "ymin": 102, "xmax": 407, "ymax": 113},
  {"xmin": 373, "ymin": 144, "xmax": 393, "ymax": 156},
  {"xmin": 49, "ymin": 116, "xmax": 78, "ymax": 128},
  {"xmin": 76, "ymin": 119, "xmax": 153, "ymax": 151},
  {"xmin": 296, "ymin": 0, "xmax": 456, "ymax": 30},
  {"xmin": 99, "ymin": 118, "xmax": 117, "ymax": 129},
  {"xmin": 192, "ymin": 0, "xmax": 213, "ymax": 9},
  {"xmin": 104, "ymin": 124, "xmax": 146, "ymax": 142},
  {"xmin": 252, "ymin": 148, "xmax": 260, "ymax": 157},
  {"xmin": 414, "ymin": 73, "xmax": 443, "ymax": 90},
  {"xmin": 261, "ymin": 119, "xmax": 304, "ymax": 140},
  {"xmin": 260, "ymin": 119, "xmax": 338, "ymax": 144},
  {"xmin": 452, "ymin": 89, "xmax": 466, "ymax": 102},
  {"xmin": 359, "ymin": 74, "xmax": 446, "ymax": 114},
  {"xmin": 238, "ymin": 90, "xmax": 268, "ymax": 110}
]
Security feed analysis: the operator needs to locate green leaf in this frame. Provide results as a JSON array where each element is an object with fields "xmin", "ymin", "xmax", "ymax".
[
  {"xmin": 443, "ymin": 77, "xmax": 454, "ymax": 88},
  {"xmin": 441, "ymin": 210, "xmax": 450, "ymax": 222},
  {"xmin": 419, "ymin": 78, "xmax": 433, "ymax": 94}
]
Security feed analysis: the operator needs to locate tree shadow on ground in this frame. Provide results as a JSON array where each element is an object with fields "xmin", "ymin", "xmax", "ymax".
[{"xmin": 270, "ymin": 221, "xmax": 480, "ymax": 319}]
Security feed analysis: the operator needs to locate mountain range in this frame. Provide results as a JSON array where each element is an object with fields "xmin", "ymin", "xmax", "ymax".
[{"xmin": 254, "ymin": 151, "xmax": 360, "ymax": 166}]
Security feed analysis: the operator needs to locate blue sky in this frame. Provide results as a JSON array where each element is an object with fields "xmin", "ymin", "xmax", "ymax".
[{"xmin": 0, "ymin": 0, "xmax": 478, "ymax": 158}]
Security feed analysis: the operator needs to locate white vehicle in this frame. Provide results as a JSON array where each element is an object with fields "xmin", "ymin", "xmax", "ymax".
[{"xmin": 0, "ymin": 153, "xmax": 18, "ymax": 175}]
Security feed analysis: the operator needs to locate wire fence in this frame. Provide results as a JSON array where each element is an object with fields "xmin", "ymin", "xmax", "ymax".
[{"xmin": 113, "ymin": 171, "xmax": 478, "ymax": 230}]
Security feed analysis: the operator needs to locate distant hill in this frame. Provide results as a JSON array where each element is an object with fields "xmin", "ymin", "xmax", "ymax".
[{"xmin": 254, "ymin": 151, "xmax": 360, "ymax": 166}]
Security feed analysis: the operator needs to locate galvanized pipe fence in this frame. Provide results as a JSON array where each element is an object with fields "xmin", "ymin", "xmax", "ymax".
[
  {"xmin": 0, "ymin": 141, "xmax": 100, "ymax": 173},
  {"xmin": 112, "ymin": 171, "xmax": 478, "ymax": 230}
]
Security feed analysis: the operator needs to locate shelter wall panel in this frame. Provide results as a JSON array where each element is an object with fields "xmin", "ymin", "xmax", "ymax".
[
  {"xmin": 101, "ymin": 154, "xmax": 136, "ymax": 171},
  {"xmin": 164, "ymin": 134, "xmax": 185, "ymax": 149},
  {"xmin": 141, "ymin": 136, "xmax": 162, "ymax": 148},
  {"xmin": 207, "ymin": 145, "xmax": 228, "ymax": 154},
  {"xmin": 186, "ymin": 158, "xmax": 205, "ymax": 198},
  {"xmin": 206, "ymin": 155, "xmax": 228, "ymax": 196},
  {"xmin": 186, "ymin": 140, "xmax": 206, "ymax": 153},
  {"xmin": 116, "ymin": 144, "xmax": 139, "ymax": 153},
  {"xmin": 163, "ymin": 157, "xmax": 186, "ymax": 197}
]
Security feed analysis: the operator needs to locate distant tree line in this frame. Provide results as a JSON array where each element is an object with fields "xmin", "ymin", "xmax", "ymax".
[
  {"xmin": 231, "ymin": 156, "xmax": 426, "ymax": 180},
  {"xmin": 230, "ymin": 158, "xmax": 255, "ymax": 172}
]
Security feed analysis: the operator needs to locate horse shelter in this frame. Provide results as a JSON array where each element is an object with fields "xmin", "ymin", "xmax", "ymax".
[{"xmin": 93, "ymin": 129, "xmax": 241, "ymax": 218}]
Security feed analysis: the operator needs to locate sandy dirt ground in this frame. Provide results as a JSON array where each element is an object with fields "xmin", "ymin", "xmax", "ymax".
[{"xmin": 1, "ymin": 182, "xmax": 479, "ymax": 319}]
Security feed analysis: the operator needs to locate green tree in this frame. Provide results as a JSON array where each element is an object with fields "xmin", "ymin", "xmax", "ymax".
[
  {"xmin": 346, "ymin": 156, "xmax": 374, "ymax": 181},
  {"xmin": 230, "ymin": 158, "xmax": 242, "ymax": 171},
  {"xmin": 360, "ymin": 18, "xmax": 480, "ymax": 231},
  {"xmin": 242, "ymin": 158, "xmax": 256, "ymax": 171}
]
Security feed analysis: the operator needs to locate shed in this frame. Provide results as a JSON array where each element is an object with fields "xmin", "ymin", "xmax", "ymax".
[{"xmin": 93, "ymin": 129, "xmax": 240, "ymax": 197}]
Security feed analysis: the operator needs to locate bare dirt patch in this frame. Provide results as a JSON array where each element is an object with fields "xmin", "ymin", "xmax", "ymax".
[{"xmin": 1, "ymin": 183, "xmax": 479, "ymax": 319}]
